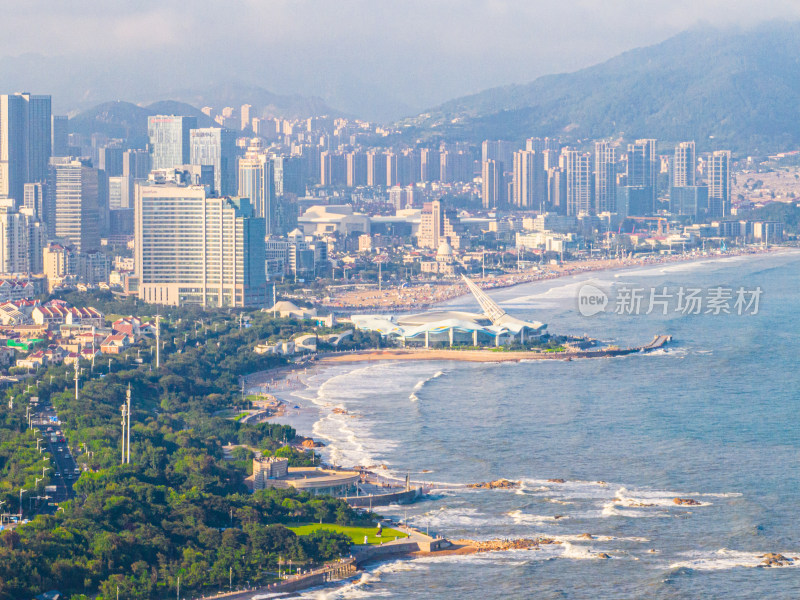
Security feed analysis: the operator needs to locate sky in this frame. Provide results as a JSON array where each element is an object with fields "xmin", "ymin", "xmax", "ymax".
[{"xmin": 1, "ymin": 0, "xmax": 799, "ymax": 120}]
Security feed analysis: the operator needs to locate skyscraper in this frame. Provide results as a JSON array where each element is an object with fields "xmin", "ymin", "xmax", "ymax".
[
  {"xmin": 320, "ymin": 151, "xmax": 346, "ymax": 187},
  {"xmin": 240, "ymin": 104, "xmax": 252, "ymax": 131},
  {"xmin": 134, "ymin": 181, "xmax": 267, "ymax": 307},
  {"xmin": 46, "ymin": 157, "xmax": 101, "ymax": 252},
  {"xmin": 512, "ymin": 150, "xmax": 546, "ymax": 210},
  {"xmin": 23, "ymin": 182, "xmax": 45, "ymax": 220},
  {"xmin": 482, "ymin": 140, "xmax": 516, "ymax": 168},
  {"xmin": 122, "ymin": 149, "xmax": 151, "ymax": 180},
  {"xmin": 346, "ymin": 151, "xmax": 367, "ymax": 187},
  {"xmin": 0, "ymin": 93, "xmax": 52, "ymax": 204},
  {"xmin": 564, "ymin": 150, "xmax": 592, "ymax": 216},
  {"xmin": 238, "ymin": 140, "xmax": 276, "ymax": 233},
  {"xmin": 272, "ymin": 155, "xmax": 303, "ymax": 197},
  {"xmin": 98, "ymin": 145, "xmax": 124, "ymax": 176},
  {"xmin": 707, "ymin": 150, "xmax": 731, "ymax": 219},
  {"xmin": 51, "ymin": 115, "xmax": 69, "ymax": 157},
  {"xmin": 147, "ymin": 115, "xmax": 196, "ymax": 171},
  {"xmin": 0, "ymin": 201, "xmax": 44, "ymax": 274},
  {"xmin": 417, "ymin": 200, "xmax": 463, "ymax": 250},
  {"xmin": 482, "ymin": 159, "xmax": 504, "ymax": 210},
  {"xmin": 626, "ymin": 139, "xmax": 657, "ymax": 214},
  {"xmin": 439, "ymin": 149, "xmax": 472, "ymax": 183},
  {"xmin": 594, "ymin": 141, "xmax": 616, "ymax": 213},
  {"xmin": 366, "ymin": 150, "xmax": 387, "ymax": 187},
  {"xmin": 190, "ymin": 127, "xmax": 236, "ymax": 196},
  {"xmin": 673, "ymin": 141, "xmax": 696, "ymax": 187},
  {"xmin": 419, "ymin": 148, "xmax": 440, "ymax": 182}
]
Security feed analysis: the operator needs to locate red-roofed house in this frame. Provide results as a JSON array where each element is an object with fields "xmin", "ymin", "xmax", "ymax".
[{"xmin": 100, "ymin": 333, "xmax": 131, "ymax": 354}]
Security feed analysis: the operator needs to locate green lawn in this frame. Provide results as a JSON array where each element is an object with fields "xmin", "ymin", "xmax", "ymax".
[{"xmin": 288, "ymin": 523, "xmax": 408, "ymax": 545}]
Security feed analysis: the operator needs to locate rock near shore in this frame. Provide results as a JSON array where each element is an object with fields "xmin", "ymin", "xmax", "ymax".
[
  {"xmin": 467, "ymin": 479, "xmax": 520, "ymax": 490},
  {"xmin": 760, "ymin": 553, "xmax": 795, "ymax": 567},
  {"xmin": 672, "ymin": 497, "xmax": 701, "ymax": 506}
]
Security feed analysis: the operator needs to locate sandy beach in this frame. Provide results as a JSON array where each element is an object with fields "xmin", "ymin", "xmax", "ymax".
[
  {"xmin": 318, "ymin": 348, "xmax": 570, "ymax": 363},
  {"xmin": 322, "ymin": 246, "xmax": 787, "ymax": 312}
]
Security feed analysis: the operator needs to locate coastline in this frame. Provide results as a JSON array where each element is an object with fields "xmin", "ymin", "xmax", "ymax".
[
  {"xmin": 316, "ymin": 335, "xmax": 670, "ymax": 364},
  {"xmin": 235, "ymin": 247, "xmax": 800, "ymax": 598},
  {"xmin": 323, "ymin": 246, "xmax": 790, "ymax": 313}
]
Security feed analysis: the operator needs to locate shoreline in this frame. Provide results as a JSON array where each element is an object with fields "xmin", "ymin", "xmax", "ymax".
[
  {"xmin": 235, "ymin": 248, "xmax": 797, "ymax": 597},
  {"xmin": 323, "ymin": 246, "xmax": 790, "ymax": 313},
  {"xmin": 316, "ymin": 336, "xmax": 669, "ymax": 364}
]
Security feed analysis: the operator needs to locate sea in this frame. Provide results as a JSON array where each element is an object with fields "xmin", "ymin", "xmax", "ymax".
[{"xmin": 264, "ymin": 249, "xmax": 800, "ymax": 599}]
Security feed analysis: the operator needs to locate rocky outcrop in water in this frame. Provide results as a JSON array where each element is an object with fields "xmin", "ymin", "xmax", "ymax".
[
  {"xmin": 468, "ymin": 479, "xmax": 520, "ymax": 489},
  {"xmin": 760, "ymin": 553, "xmax": 795, "ymax": 567},
  {"xmin": 672, "ymin": 497, "xmax": 701, "ymax": 506}
]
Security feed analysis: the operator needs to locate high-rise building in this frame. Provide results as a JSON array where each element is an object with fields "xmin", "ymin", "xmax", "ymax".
[
  {"xmin": 439, "ymin": 149, "xmax": 472, "ymax": 183},
  {"xmin": 122, "ymin": 149, "xmax": 151, "ymax": 180},
  {"xmin": 23, "ymin": 182, "xmax": 45, "ymax": 220},
  {"xmin": 135, "ymin": 181, "xmax": 267, "ymax": 307},
  {"xmin": 547, "ymin": 167, "xmax": 567, "ymax": 215},
  {"xmin": 512, "ymin": 150, "xmax": 546, "ymax": 210},
  {"xmin": 419, "ymin": 148, "xmax": 440, "ymax": 182},
  {"xmin": 673, "ymin": 141, "xmax": 696, "ymax": 187},
  {"xmin": 190, "ymin": 127, "xmax": 236, "ymax": 196},
  {"xmin": 98, "ymin": 145, "xmax": 124, "ymax": 176},
  {"xmin": 272, "ymin": 155, "xmax": 303, "ymax": 197},
  {"xmin": 147, "ymin": 115, "xmax": 196, "ymax": 171},
  {"xmin": 525, "ymin": 137, "xmax": 558, "ymax": 153},
  {"xmin": 240, "ymin": 104, "xmax": 252, "ymax": 131},
  {"xmin": 564, "ymin": 150, "xmax": 593, "ymax": 216},
  {"xmin": 238, "ymin": 140, "xmax": 276, "ymax": 233},
  {"xmin": 417, "ymin": 199, "xmax": 463, "ymax": 250},
  {"xmin": 0, "ymin": 201, "xmax": 44, "ymax": 274},
  {"xmin": 594, "ymin": 142, "xmax": 616, "ymax": 213},
  {"xmin": 0, "ymin": 93, "xmax": 52, "ymax": 204},
  {"xmin": 366, "ymin": 150, "xmax": 387, "ymax": 187},
  {"xmin": 346, "ymin": 151, "xmax": 367, "ymax": 187},
  {"xmin": 707, "ymin": 150, "xmax": 731, "ymax": 219},
  {"xmin": 626, "ymin": 139, "xmax": 657, "ymax": 214},
  {"xmin": 482, "ymin": 140, "xmax": 516, "ymax": 169},
  {"xmin": 320, "ymin": 151, "xmax": 346, "ymax": 187},
  {"xmin": 108, "ymin": 176, "xmax": 129, "ymax": 210},
  {"xmin": 482, "ymin": 159, "xmax": 504, "ymax": 210},
  {"xmin": 51, "ymin": 115, "xmax": 69, "ymax": 157},
  {"xmin": 46, "ymin": 157, "xmax": 101, "ymax": 252}
]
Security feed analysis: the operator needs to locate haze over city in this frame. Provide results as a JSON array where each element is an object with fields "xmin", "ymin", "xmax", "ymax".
[{"xmin": 2, "ymin": 1, "xmax": 800, "ymax": 118}]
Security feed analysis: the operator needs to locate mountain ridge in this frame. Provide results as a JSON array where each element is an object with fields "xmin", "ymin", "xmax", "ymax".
[{"xmin": 403, "ymin": 22, "xmax": 800, "ymax": 153}]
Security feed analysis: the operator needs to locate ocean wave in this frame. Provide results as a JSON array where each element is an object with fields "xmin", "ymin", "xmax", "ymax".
[
  {"xmin": 409, "ymin": 370, "xmax": 446, "ymax": 401},
  {"xmin": 559, "ymin": 541, "xmax": 613, "ymax": 560},
  {"xmin": 502, "ymin": 278, "xmax": 618, "ymax": 304},
  {"xmin": 669, "ymin": 548, "xmax": 800, "ymax": 571},
  {"xmin": 505, "ymin": 509, "xmax": 569, "ymax": 525}
]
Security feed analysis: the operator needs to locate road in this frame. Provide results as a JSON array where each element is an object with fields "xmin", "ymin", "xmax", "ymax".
[{"xmin": 30, "ymin": 401, "xmax": 79, "ymax": 505}]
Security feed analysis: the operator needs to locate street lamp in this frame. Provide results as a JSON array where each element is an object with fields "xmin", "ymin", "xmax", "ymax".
[{"xmin": 19, "ymin": 489, "xmax": 26, "ymax": 519}]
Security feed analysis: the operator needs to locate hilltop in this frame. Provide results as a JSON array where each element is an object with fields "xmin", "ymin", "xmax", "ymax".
[{"xmin": 402, "ymin": 22, "xmax": 800, "ymax": 153}]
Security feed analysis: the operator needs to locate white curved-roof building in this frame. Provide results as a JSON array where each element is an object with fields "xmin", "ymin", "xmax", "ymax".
[{"xmin": 351, "ymin": 276, "xmax": 546, "ymax": 347}]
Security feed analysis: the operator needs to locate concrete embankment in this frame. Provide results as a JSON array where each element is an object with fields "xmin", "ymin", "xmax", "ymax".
[{"xmin": 345, "ymin": 487, "xmax": 422, "ymax": 507}]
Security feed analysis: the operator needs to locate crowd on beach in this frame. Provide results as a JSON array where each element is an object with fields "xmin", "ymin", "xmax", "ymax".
[{"xmin": 322, "ymin": 247, "xmax": 779, "ymax": 313}]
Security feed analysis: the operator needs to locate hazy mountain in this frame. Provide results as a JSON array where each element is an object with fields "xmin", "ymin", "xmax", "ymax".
[
  {"xmin": 68, "ymin": 101, "xmax": 216, "ymax": 148},
  {"xmin": 403, "ymin": 22, "xmax": 800, "ymax": 153},
  {"xmin": 0, "ymin": 52, "xmax": 341, "ymax": 120}
]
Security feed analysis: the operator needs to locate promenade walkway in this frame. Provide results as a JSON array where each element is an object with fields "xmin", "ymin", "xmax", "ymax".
[{"xmin": 190, "ymin": 557, "xmax": 357, "ymax": 600}]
